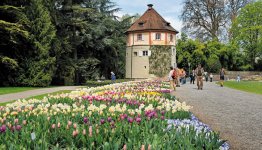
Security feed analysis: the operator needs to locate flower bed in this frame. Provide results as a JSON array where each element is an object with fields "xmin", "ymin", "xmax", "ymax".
[{"xmin": 0, "ymin": 80, "xmax": 228, "ymax": 149}]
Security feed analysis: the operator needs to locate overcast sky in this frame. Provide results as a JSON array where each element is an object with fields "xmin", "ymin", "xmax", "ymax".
[{"xmin": 112, "ymin": 0, "xmax": 184, "ymax": 33}]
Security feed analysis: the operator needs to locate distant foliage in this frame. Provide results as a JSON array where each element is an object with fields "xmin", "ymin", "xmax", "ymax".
[{"xmin": 149, "ymin": 46, "xmax": 172, "ymax": 77}]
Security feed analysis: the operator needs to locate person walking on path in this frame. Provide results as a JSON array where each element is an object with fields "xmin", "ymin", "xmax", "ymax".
[
  {"xmin": 190, "ymin": 69, "xmax": 196, "ymax": 84},
  {"xmin": 210, "ymin": 73, "xmax": 213, "ymax": 82},
  {"xmin": 111, "ymin": 71, "xmax": 116, "ymax": 83},
  {"xmin": 196, "ymin": 64, "xmax": 204, "ymax": 90},
  {"xmin": 168, "ymin": 67, "xmax": 175, "ymax": 91},
  {"xmin": 219, "ymin": 68, "xmax": 226, "ymax": 87},
  {"xmin": 204, "ymin": 72, "xmax": 208, "ymax": 82}
]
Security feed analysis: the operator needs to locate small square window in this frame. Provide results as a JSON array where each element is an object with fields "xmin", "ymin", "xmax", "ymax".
[
  {"xmin": 137, "ymin": 34, "xmax": 142, "ymax": 41},
  {"xmin": 155, "ymin": 33, "xmax": 161, "ymax": 40},
  {"xmin": 143, "ymin": 51, "xmax": 148, "ymax": 56},
  {"xmin": 134, "ymin": 52, "xmax": 137, "ymax": 56}
]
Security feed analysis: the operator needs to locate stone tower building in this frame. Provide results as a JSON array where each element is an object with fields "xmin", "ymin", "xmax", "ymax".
[{"xmin": 125, "ymin": 4, "xmax": 178, "ymax": 79}]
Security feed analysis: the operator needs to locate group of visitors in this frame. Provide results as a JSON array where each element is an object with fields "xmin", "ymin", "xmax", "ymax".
[{"xmin": 169, "ymin": 64, "xmax": 227, "ymax": 91}]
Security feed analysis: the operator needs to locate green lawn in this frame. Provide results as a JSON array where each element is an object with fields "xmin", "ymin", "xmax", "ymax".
[
  {"xmin": 0, "ymin": 87, "xmax": 38, "ymax": 95},
  {"xmin": 0, "ymin": 90, "xmax": 72, "ymax": 106},
  {"xmin": 223, "ymin": 81, "xmax": 262, "ymax": 95}
]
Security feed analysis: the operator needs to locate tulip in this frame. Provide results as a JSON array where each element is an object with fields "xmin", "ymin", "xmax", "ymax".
[
  {"xmin": 148, "ymin": 145, "xmax": 151, "ymax": 150},
  {"xmin": 96, "ymin": 128, "xmax": 99, "ymax": 134},
  {"xmin": 22, "ymin": 120, "xmax": 27, "ymax": 125},
  {"xmin": 82, "ymin": 129, "xmax": 86, "ymax": 135},
  {"xmin": 66, "ymin": 125, "xmax": 70, "ymax": 130},
  {"xmin": 123, "ymin": 114, "xmax": 128, "ymax": 118},
  {"xmin": 100, "ymin": 119, "xmax": 105, "ymax": 125},
  {"xmin": 11, "ymin": 126, "xmax": 15, "ymax": 132},
  {"xmin": 161, "ymin": 111, "xmax": 165, "ymax": 115},
  {"xmin": 51, "ymin": 124, "xmax": 56, "ymax": 129},
  {"xmin": 83, "ymin": 117, "xmax": 88, "ymax": 124},
  {"xmin": 135, "ymin": 117, "xmax": 141, "ymax": 123},
  {"xmin": 15, "ymin": 125, "xmax": 22, "ymax": 131},
  {"xmin": 47, "ymin": 117, "xmax": 50, "ymax": 121},
  {"xmin": 161, "ymin": 116, "xmax": 165, "ymax": 120},
  {"xmin": 68, "ymin": 121, "xmax": 72, "ymax": 126},
  {"xmin": 57, "ymin": 122, "xmax": 61, "ymax": 128},
  {"xmin": 0, "ymin": 125, "xmax": 6, "ymax": 133},
  {"xmin": 72, "ymin": 130, "xmax": 77, "ymax": 137},
  {"xmin": 89, "ymin": 126, "xmax": 92, "ymax": 137},
  {"xmin": 127, "ymin": 117, "xmax": 133, "ymax": 123},
  {"xmin": 14, "ymin": 119, "xmax": 19, "ymax": 124},
  {"xmin": 107, "ymin": 117, "xmax": 112, "ymax": 122},
  {"xmin": 141, "ymin": 145, "xmax": 145, "ymax": 150},
  {"xmin": 123, "ymin": 144, "xmax": 127, "ymax": 150},
  {"xmin": 73, "ymin": 123, "xmax": 77, "ymax": 129}
]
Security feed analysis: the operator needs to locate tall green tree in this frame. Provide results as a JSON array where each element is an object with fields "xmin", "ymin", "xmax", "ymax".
[
  {"xmin": 17, "ymin": 0, "xmax": 57, "ymax": 86},
  {"xmin": 0, "ymin": 5, "xmax": 30, "ymax": 86},
  {"xmin": 231, "ymin": 0, "xmax": 262, "ymax": 70}
]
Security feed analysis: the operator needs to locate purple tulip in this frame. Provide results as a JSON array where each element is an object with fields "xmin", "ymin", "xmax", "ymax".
[
  {"xmin": 0, "ymin": 125, "xmax": 6, "ymax": 133},
  {"xmin": 15, "ymin": 125, "xmax": 22, "ymax": 131},
  {"xmin": 100, "ymin": 119, "xmax": 105, "ymax": 124},
  {"xmin": 127, "ymin": 117, "xmax": 134, "ymax": 123},
  {"xmin": 135, "ymin": 117, "xmax": 142, "ymax": 123},
  {"xmin": 83, "ymin": 117, "xmax": 88, "ymax": 124},
  {"xmin": 161, "ymin": 111, "xmax": 165, "ymax": 115},
  {"xmin": 107, "ymin": 117, "xmax": 112, "ymax": 122},
  {"xmin": 123, "ymin": 114, "xmax": 128, "ymax": 118}
]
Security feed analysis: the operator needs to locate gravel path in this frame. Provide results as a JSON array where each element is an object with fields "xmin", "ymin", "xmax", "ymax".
[
  {"xmin": 173, "ymin": 82, "xmax": 262, "ymax": 150},
  {"xmin": 0, "ymin": 86, "xmax": 83, "ymax": 103}
]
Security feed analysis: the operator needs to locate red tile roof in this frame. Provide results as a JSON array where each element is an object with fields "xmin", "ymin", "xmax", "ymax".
[{"xmin": 126, "ymin": 4, "xmax": 179, "ymax": 33}]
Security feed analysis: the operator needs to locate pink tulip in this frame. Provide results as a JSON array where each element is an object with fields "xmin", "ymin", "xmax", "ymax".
[
  {"xmin": 161, "ymin": 116, "xmax": 165, "ymax": 120},
  {"xmin": 51, "ymin": 124, "xmax": 56, "ymax": 129},
  {"xmin": 89, "ymin": 126, "xmax": 92, "ymax": 137},
  {"xmin": 148, "ymin": 145, "xmax": 151, "ymax": 150},
  {"xmin": 123, "ymin": 144, "xmax": 127, "ymax": 150},
  {"xmin": 14, "ymin": 119, "xmax": 19, "ymax": 124},
  {"xmin": 82, "ymin": 129, "xmax": 86, "ymax": 135},
  {"xmin": 73, "ymin": 123, "xmax": 77, "ymax": 129},
  {"xmin": 141, "ymin": 145, "xmax": 145, "ymax": 150},
  {"xmin": 22, "ymin": 120, "xmax": 27, "ymax": 125},
  {"xmin": 68, "ymin": 121, "xmax": 72, "ymax": 126},
  {"xmin": 72, "ymin": 130, "xmax": 77, "ymax": 137},
  {"xmin": 135, "ymin": 117, "xmax": 142, "ymax": 123}
]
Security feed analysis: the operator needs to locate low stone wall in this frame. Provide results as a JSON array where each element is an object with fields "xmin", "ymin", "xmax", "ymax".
[{"xmin": 212, "ymin": 71, "xmax": 262, "ymax": 81}]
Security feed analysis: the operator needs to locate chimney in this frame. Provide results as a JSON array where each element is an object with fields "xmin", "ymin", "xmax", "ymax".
[{"xmin": 147, "ymin": 4, "xmax": 153, "ymax": 9}]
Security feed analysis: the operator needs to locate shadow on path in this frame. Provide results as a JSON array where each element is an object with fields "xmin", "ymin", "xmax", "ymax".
[{"xmin": 174, "ymin": 82, "xmax": 262, "ymax": 150}]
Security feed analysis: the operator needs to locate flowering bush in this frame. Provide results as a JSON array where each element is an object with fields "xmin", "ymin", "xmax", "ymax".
[{"xmin": 0, "ymin": 80, "xmax": 228, "ymax": 149}]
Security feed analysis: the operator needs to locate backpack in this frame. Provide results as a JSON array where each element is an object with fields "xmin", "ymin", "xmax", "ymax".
[
  {"xmin": 172, "ymin": 69, "xmax": 178, "ymax": 79},
  {"xmin": 197, "ymin": 68, "xmax": 202, "ymax": 76}
]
